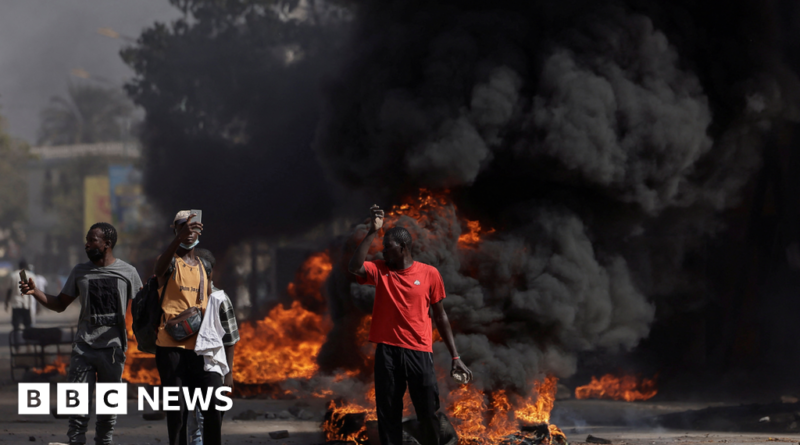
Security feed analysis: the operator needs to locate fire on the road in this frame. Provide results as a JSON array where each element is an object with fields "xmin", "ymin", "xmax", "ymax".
[
  {"xmin": 575, "ymin": 373, "xmax": 658, "ymax": 402},
  {"xmin": 121, "ymin": 189, "xmax": 567, "ymax": 445}
]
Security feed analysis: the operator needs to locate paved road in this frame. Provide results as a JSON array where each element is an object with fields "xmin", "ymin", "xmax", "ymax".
[
  {"xmin": 4, "ymin": 394, "xmax": 800, "ymax": 445},
  {"xmin": 2, "ymin": 307, "xmax": 797, "ymax": 445}
]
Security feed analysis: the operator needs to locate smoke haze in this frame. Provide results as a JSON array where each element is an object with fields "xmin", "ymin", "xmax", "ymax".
[{"xmin": 0, "ymin": 0, "xmax": 180, "ymax": 142}]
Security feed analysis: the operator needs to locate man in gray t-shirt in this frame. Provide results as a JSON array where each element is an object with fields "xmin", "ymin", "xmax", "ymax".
[
  {"xmin": 63, "ymin": 257, "xmax": 142, "ymax": 349},
  {"xmin": 20, "ymin": 222, "xmax": 142, "ymax": 445}
]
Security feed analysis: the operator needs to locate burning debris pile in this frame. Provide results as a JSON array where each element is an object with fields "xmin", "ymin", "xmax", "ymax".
[
  {"xmin": 322, "ymin": 376, "xmax": 568, "ymax": 445},
  {"xmin": 29, "ymin": 355, "xmax": 68, "ymax": 379},
  {"xmin": 444, "ymin": 377, "xmax": 567, "ymax": 445}
]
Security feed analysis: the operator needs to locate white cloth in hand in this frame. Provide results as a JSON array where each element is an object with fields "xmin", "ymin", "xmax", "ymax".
[{"xmin": 194, "ymin": 290, "xmax": 228, "ymax": 376}]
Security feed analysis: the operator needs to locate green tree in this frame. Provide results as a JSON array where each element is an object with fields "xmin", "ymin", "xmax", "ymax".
[
  {"xmin": 37, "ymin": 82, "xmax": 134, "ymax": 146},
  {"xmin": 0, "ymin": 113, "xmax": 31, "ymax": 257},
  {"xmin": 121, "ymin": 0, "xmax": 348, "ymax": 242}
]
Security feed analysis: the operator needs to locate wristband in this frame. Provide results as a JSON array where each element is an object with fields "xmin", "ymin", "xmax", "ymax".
[{"xmin": 452, "ymin": 356, "xmax": 460, "ymax": 360}]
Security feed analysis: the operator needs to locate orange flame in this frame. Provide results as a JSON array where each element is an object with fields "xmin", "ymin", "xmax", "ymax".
[
  {"xmin": 549, "ymin": 424, "xmax": 568, "ymax": 444},
  {"xmin": 324, "ymin": 377, "xmax": 563, "ymax": 445},
  {"xmin": 488, "ymin": 390, "xmax": 515, "ymax": 435},
  {"xmin": 323, "ymin": 398, "xmax": 374, "ymax": 443},
  {"xmin": 322, "ymin": 385, "xmax": 377, "ymax": 442},
  {"xmin": 384, "ymin": 189, "xmax": 494, "ymax": 252},
  {"xmin": 235, "ymin": 300, "xmax": 329, "ymax": 384},
  {"xmin": 234, "ymin": 251, "xmax": 334, "ymax": 386},
  {"xmin": 31, "ymin": 355, "xmax": 68, "ymax": 376},
  {"xmin": 575, "ymin": 373, "xmax": 658, "ymax": 401},
  {"xmin": 458, "ymin": 220, "xmax": 496, "ymax": 247},
  {"xmin": 445, "ymin": 376, "xmax": 561, "ymax": 444},
  {"xmin": 517, "ymin": 376, "xmax": 558, "ymax": 424},
  {"xmin": 447, "ymin": 384, "xmax": 491, "ymax": 442},
  {"xmin": 386, "ymin": 188, "xmax": 451, "ymax": 222},
  {"xmin": 122, "ymin": 302, "xmax": 160, "ymax": 385},
  {"xmin": 322, "ymin": 385, "xmax": 415, "ymax": 442},
  {"xmin": 287, "ymin": 251, "xmax": 333, "ymax": 303},
  {"xmin": 356, "ymin": 315, "xmax": 371, "ymax": 346}
]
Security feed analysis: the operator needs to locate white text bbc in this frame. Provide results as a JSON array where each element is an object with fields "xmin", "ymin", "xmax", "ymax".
[{"xmin": 18, "ymin": 383, "xmax": 233, "ymax": 415}]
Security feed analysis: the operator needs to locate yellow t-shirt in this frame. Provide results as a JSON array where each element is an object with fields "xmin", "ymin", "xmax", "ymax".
[{"xmin": 156, "ymin": 256, "xmax": 208, "ymax": 350}]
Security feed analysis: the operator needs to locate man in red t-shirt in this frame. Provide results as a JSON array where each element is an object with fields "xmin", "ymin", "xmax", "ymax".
[{"xmin": 349, "ymin": 205, "xmax": 472, "ymax": 445}]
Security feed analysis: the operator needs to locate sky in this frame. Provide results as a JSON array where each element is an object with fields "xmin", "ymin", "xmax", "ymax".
[{"xmin": 0, "ymin": 0, "xmax": 181, "ymax": 144}]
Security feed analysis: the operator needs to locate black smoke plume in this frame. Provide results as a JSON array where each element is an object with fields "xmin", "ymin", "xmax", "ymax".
[{"xmin": 314, "ymin": 0, "xmax": 800, "ymax": 394}]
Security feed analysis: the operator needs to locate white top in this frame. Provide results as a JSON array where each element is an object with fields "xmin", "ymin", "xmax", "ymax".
[
  {"xmin": 6, "ymin": 269, "xmax": 35, "ymax": 309},
  {"xmin": 194, "ymin": 290, "xmax": 229, "ymax": 376},
  {"xmin": 33, "ymin": 274, "xmax": 48, "ymax": 294}
]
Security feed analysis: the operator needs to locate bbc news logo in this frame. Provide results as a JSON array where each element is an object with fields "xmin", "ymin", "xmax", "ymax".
[{"xmin": 18, "ymin": 383, "xmax": 233, "ymax": 415}]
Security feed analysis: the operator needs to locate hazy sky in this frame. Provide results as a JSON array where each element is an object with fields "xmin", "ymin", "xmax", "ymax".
[{"xmin": 0, "ymin": 0, "xmax": 181, "ymax": 143}]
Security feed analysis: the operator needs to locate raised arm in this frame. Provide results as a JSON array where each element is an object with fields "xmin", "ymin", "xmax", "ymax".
[
  {"xmin": 155, "ymin": 213, "xmax": 203, "ymax": 287},
  {"xmin": 432, "ymin": 301, "xmax": 472, "ymax": 381},
  {"xmin": 19, "ymin": 278, "xmax": 76, "ymax": 313},
  {"xmin": 348, "ymin": 205, "xmax": 384, "ymax": 278}
]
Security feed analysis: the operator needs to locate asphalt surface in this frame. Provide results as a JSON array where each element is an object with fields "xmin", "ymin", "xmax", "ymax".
[{"xmin": 2, "ymin": 307, "xmax": 799, "ymax": 445}]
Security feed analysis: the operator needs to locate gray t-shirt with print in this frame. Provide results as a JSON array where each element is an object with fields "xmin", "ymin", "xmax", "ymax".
[{"xmin": 61, "ymin": 259, "xmax": 142, "ymax": 350}]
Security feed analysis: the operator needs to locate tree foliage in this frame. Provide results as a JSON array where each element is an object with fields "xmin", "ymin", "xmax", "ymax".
[
  {"xmin": 0, "ymin": 113, "xmax": 31, "ymax": 253},
  {"xmin": 37, "ymin": 82, "xmax": 134, "ymax": 146},
  {"xmin": 122, "ymin": 0, "xmax": 348, "ymax": 244}
]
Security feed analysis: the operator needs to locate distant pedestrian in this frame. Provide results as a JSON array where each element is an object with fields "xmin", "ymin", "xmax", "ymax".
[
  {"xmin": 29, "ymin": 263, "xmax": 47, "ymax": 326},
  {"xmin": 5, "ymin": 259, "xmax": 35, "ymax": 331}
]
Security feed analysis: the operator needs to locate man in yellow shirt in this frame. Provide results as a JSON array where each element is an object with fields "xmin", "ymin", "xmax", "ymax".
[{"xmin": 153, "ymin": 210, "xmax": 223, "ymax": 445}]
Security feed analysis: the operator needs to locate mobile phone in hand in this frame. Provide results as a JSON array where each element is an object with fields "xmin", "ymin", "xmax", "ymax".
[
  {"xmin": 190, "ymin": 209, "xmax": 202, "ymax": 233},
  {"xmin": 19, "ymin": 270, "xmax": 27, "ymax": 285}
]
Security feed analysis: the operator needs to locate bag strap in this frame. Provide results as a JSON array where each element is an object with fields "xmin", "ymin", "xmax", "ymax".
[
  {"xmin": 160, "ymin": 268, "xmax": 176, "ymax": 307},
  {"xmin": 198, "ymin": 262, "xmax": 205, "ymax": 304},
  {"xmin": 159, "ymin": 268, "xmax": 177, "ymax": 329}
]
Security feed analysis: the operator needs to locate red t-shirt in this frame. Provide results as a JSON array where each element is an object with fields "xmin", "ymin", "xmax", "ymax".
[{"xmin": 357, "ymin": 260, "xmax": 446, "ymax": 352}]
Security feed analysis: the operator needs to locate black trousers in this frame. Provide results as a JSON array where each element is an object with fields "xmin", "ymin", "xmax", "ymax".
[
  {"xmin": 11, "ymin": 308, "xmax": 31, "ymax": 331},
  {"xmin": 375, "ymin": 343, "xmax": 441, "ymax": 445},
  {"xmin": 156, "ymin": 346, "xmax": 224, "ymax": 445}
]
